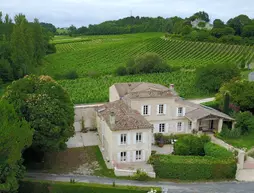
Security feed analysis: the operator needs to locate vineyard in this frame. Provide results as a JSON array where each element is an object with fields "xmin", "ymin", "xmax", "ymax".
[
  {"xmin": 41, "ymin": 33, "xmax": 254, "ymax": 78},
  {"xmin": 39, "ymin": 33, "xmax": 254, "ymax": 104},
  {"xmin": 58, "ymin": 71, "xmax": 212, "ymax": 104}
]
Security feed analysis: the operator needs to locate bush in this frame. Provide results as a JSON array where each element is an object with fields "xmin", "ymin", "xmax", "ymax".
[
  {"xmin": 116, "ymin": 53, "xmax": 171, "ymax": 76},
  {"xmin": 220, "ymin": 127, "xmax": 241, "ymax": 138},
  {"xmin": 204, "ymin": 142, "xmax": 234, "ymax": 159},
  {"xmin": 18, "ymin": 180, "xmax": 160, "ymax": 193},
  {"xmin": 154, "ymin": 133, "xmax": 192, "ymax": 145},
  {"xmin": 173, "ymin": 135, "xmax": 210, "ymax": 156},
  {"xmin": 64, "ymin": 70, "xmax": 79, "ymax": 80},
  {"xmin": 131, "ymin": 169, "xmax": 150, "ymax": 181},
  {"xmin": 235, "ymin": 111, "xmax": 254, "ymax": 134},
  {"xmin": 201, "ymin": 100, "xmax": 220, "ymax": 110},
  {"xmin": 152, "ymin": 155, "xmax": 236, "ymax": 180}
]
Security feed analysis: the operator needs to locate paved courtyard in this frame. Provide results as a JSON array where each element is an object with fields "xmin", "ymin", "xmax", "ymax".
[
  {"xmin": 66, "ymin": 121, "xmax": 100, "ymax": 148},
  {"xmin": 152, "ymin": 144, "xmax": 174, "ymax": 154}
]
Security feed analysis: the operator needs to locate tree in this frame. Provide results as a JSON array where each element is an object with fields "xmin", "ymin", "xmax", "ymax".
[
  {"xmin": 227, "ymin": 14, "xmax": 252, "ymax": 36},
  {"xmin": 213, "ymin": 19, "xmax": 224, "ymax": 28},
  {"xmin": 189, "ymin": 11, "xmax": 210, "ymax": 22},
  {"xmin": 242, "ymin": 25, "xmax": 254, "ymax": 37},
  {"xmin": 3, "ymin": 75, "xmax": 75, "ymax": 153},
  {"xmin": 196, "ymin": 63, "xmax": 240, "ymax": 93},
  {"xmin": 223, "ymin": 92, "xmax": 230, "ymax": 114},
  {"xmin": 235, "ymin": 111, "xmax": 254, "ymax": 134},
  {"xmin": 0, "ymin": 100, "xmax": 33, "ymax": 192},
  {"xmin": 216, "ymin": 79, "xmax": 254, "ymax": 112}
]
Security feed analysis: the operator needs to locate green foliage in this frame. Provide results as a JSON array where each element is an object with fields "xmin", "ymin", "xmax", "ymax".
[
  {"xmin": 204, "ymin": 142, "xmax": 234, "ymax": 159},
  {"xmin": 196, "ymin": 63, "xmax": 240, "ymax": 92},
  {"xmin": 216, "ymin": 80, "xmax": 254, "ymax": 112},
  {"xmin": 131, "ymin": 169, "xmax": 150, "ymax": 181},
  {"xmin": 201, "ymin": 100, "xmax": 220, "ymax": 110},
  {"xmin": 63, "ymin": 70, "xmax": 79, "ymax": 80},
  {"xmin": 18, "ymin": 180, "xmax": 160, "ymax": 193},
  {"xmin": 0, "ymin": 100, "xmax": 33, "ymax": 192},
  {"xmin": 198, "ymin": 22, "xmax": 206, "ymax": 28},
  {"xmin": 223, "ymin": 92, "xmax": 230, "ymax": 114},
  {"xmin": 189, "ymin": 11, "xmax": 210, "ymax": 22},
  {"xmin": 152, "ymin": 154, "xmax": 236, "ymax": 180},
  {"xmin": 117, "ymin": 52, "xmax": 171, "ymax": 76},
  {"xmin": 3, "ymin": 75, "xmax": 75, "ymax": 152},
  {"xmin": 220, "ymin": 127, "xmax": 242, "ymax": 139},
  {"xmin": 235, "ymin": 111, "xmax": 254, "ymax": 134},
  {"xmin": 173, "ymin": 135, "xmax": 210, "ymax": 156}
]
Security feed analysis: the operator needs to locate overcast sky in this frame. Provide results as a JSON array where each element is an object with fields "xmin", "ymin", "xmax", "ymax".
[{"xmin": 1, "ymin": 0, "xmax": 254, "ymax": 27}]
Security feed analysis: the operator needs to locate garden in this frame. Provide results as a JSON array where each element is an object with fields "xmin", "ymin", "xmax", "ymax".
[{"xmin": 149, "ymin": 135, "xmax": 237, "ymax": 180}]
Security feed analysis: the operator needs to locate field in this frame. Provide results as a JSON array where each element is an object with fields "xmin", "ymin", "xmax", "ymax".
[{"xmin": 39, "ymin": 33, "xmax": 254, "ymax": 104}]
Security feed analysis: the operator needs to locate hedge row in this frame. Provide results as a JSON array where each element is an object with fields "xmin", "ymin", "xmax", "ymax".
[
  {"xmin": 152, "ymin": 154, "xmax": 236, "ymax": 180},
  {"xmin": 18, "ymin": 180, "xmax": 161, "ymax": 193},
  {"xmin": 204, "ymin": 142, "xmax": 234, "ymax": 159}
]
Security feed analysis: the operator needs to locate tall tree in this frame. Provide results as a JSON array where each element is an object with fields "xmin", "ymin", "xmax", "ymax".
[
  {"xmin": 3, "ymin": 75, "xmax": 75, "ymax": 153},
  {"xmin": 0, "ymin": 100, "xmax": 33, "ymax": 192}
]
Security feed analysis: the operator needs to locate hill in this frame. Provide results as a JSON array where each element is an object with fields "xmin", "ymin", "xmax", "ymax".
[{"xmin": 39, "ymin": 33, "xmax": 254, "ymax": 104}]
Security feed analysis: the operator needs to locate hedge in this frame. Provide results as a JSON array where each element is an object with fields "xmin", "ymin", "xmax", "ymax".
[
  {"xmin": 18, "ymin": 180, "xmax": 161, "ymax": 193},
  {"xmin": 152, "ymin": 154, "xmax": 236, "ymax": 180}
]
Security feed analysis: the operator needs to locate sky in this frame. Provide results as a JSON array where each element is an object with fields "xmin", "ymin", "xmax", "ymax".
[{"xmin": 1, "ymin": 0, "xmax": 254, "ymax": 27}]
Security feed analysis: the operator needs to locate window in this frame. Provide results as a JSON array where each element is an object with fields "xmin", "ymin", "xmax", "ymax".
[
  {"xmin": 177, "ymin": 122, "xmax": 182, "ymax": 131},
  {"xmin": 188, "ymin": 121, "xmax": 192, "ymax": 130},
  {"xmin": 143, "ymin": 105, "xmax": 148, "ymax": 115},
  {"xmin": 120, "ymin": 134, "xmax": 127, "ymax": 145},
  {"xmin": 178, "ymin": 107, "xmax": 183, "ymax": 116},
  {"xmin": 159, "ymin": 123, "xmax": 165, "ymax": 133},
  {"xmin": 136, "ymin": 133, "xmax": 142, "ymax": 143},
  {"xmin": 158, "ymin": 104, "xmax": 164, "ymax": 114},
  {"xmin": 136, "ymin": 150, "xmax": 142, "ymax": 161},
  {"xmin": 120, "ymin": 152, "xmax": 127, "ymax": 162}
]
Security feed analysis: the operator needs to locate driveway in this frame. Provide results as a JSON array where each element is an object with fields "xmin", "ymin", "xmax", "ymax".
[{"xmin": 66, "ymin": 121, "xmax": 100, "ymax": 148}]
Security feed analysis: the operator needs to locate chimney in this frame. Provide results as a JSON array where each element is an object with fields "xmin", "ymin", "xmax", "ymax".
[
  {"xmin": 109, "ymin": 112, "xmax": 115, "ymax": 125},
  {"xmin": 169, "ymin": 84, "xmax": 174, "ymax": 91}
]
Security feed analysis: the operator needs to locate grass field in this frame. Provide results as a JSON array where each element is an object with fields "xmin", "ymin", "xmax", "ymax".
[{"xmin": 38, "ymin": 33, "xmax": 254, "ymax": 104}]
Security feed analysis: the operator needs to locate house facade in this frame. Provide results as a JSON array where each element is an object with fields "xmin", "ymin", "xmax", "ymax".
[{"xmin": 96, "ymin": 82, "xmax": 234, "ymax": 166}]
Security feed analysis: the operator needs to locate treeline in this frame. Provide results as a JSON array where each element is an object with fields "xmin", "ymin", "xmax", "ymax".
[
  {"xmin": 61, "ymin": 11, "xmax": 254, "ymax": 45},
  {"xmin": 0, "ymin": 11, "xmax": 55, "ymax": 83}
]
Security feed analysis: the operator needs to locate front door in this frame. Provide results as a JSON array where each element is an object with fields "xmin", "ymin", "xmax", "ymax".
[{"xmin": 209, "ymin": 120, "xmax": 214, "ymax": 130}]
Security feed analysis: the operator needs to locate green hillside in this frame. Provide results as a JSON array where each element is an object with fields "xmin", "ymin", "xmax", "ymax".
[{"xmin": 39, "ymin": 33, "xmax": 254, "ymax": 104}]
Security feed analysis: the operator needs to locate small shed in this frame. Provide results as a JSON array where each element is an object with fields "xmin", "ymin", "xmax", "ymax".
[{"xmin": 249, "ymin": 72, "xmax": 254, "ymax": 82}]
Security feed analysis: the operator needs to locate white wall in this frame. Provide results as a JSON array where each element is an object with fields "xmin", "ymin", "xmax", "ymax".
[{"xmin": 109, "ymin": 85, "xmax": 120, "ymax": 102}]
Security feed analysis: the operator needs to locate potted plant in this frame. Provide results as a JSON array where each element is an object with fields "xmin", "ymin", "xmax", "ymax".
[{"xmin": 158, "ymin": 138, "xmax": 164, "ymax": 147}]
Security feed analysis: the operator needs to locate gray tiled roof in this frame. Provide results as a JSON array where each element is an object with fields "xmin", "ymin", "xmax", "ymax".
[
  {"xmin": 113, "ymin": 82, "xmax": 177, "ymax": 99},
  {"xmin": 176, "ymin": 98, "xmax": 234, "ymax": 121},
  {"xmin": 97, "ymin": 100, "xmax": 153, "ymax": 131}
]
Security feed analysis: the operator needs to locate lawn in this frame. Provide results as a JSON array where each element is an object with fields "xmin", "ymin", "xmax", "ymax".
[
  {"xmin": 218, "ymin": 132, "xmax": 254, "ymax": 150},
  {"xmin": 25, "ymin": 146, "xmax": 115, "ymax": 177}
]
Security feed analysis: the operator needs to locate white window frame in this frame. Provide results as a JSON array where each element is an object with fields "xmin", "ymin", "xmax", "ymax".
[
  {"xmin": 159, "ymin": 123, "xmax": 165, "ymax": 133},
  {"xmin": 136, "ymin": 133, "xmax": 142, "ymax": 143},
  {"xmin": 177, "ymin": 122, "xmax": 182, "ymax": 132},
  {"xmin": 120, "ymin": 152, "xmax": 127, "ymax": 162},
  {"xmin": 158, "ymin": 104, "xmax": 164, "ymax": 114},
  {"xmin": 136, "ymin": 150, "xmax": 142, "ymax": 161},
  {"xmin": 143, "ymin": 105, "xmax": 148, "ymax": 115},
  {"xmin": 188, "ymin": 121, "xmax": 192, "ymax": 130},
  {"xmin": 178, "ymin": 107, "xmax": 183, "ymax": 117},
  {"xmin": 120, "ymin": 134, "xmax": 127, "ymax": 145}
]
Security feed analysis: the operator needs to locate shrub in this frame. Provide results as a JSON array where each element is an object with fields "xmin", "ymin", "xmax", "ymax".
[
  {"xmin": 115, "ymin": 66, "xmax": 127, "ymax": 76},
  {"xmin": 220, "ymin": 127, "xmax": 241, "ymax": 138},
  {"xmin": 132, "ymin": 169, "xmax": 150, "ymax": 181},
  {"xmin": 152, "ymin": 155, "xmax": 236, "ymax": 180},
  {"xmin": 202, "ymin": 100, "xmax": 220, "ymax": 110},
  {"xmin": 173, "ymin": 135, "xmax": 210, "ymax": 156},
  {"xmin": 204, "ymin": 142, "xmax": 234, "ymax": 159},
  {"xmin": 64, "ymin": 70, "xmax": 79, "ymax": 80},
  {"xmin": 235, "ymin": 111, "xmax": 254, "ymax": 134}
]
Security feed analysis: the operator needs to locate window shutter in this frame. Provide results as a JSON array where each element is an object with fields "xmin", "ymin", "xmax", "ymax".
[
  {"xmin": 133, "ymin": 151, "xmax": 136, "ymax": 162},
  {"xmin": 117, "ymin": 152, "xmax": 121, "ymax": 162},
  {"xmin": 127, "ymin": 152, "xmax": 130, "ymax": 162},
  {"xmin": 164, "ymin": 104, "xmax": 167, "ymax": 114},
  {"xmin": 182, "ymin": 122, "xmax": 185, "ymax": 132},
  {"xmin": 183, "ymin": 108, "xmax": 186, "ymax": 116},
  {"xmin": 142, "ymin": 132, "xmax": 146, "ymax": 143},
  {"xmin": 118, "ymin": 134, "xmax": 121, "ymax": 145},
  {"xmin": 153, "ymin": 124, "xmax": 158, "ymax": 133},
  {"xmin": 133, "ymin": 133, "xmax": 136, "ymax": 145},
  {"xmin": 141, "ymin": 106, "xmax": 144, "ymax": 115},
  {"xmin": 127, "ymin": 134, "xmax": 131, "ymax": 145},
  {"xmin": 142, "ymin": 150, "xmax": 146, "ymax": 161},
  {"xmin": 176, "ymin": 107, "xmax": 178, "ymax": 117},
  {"xmin": 165, "ymin": 123, "xmax": 169, "ymax": 133},
  {"xmin": 148, "ymin": 105, "xmax": 151, "ymax": 115},
  {"xmin": 156, "ymin": 105, "xmax": 159, "ymax": 115}
]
